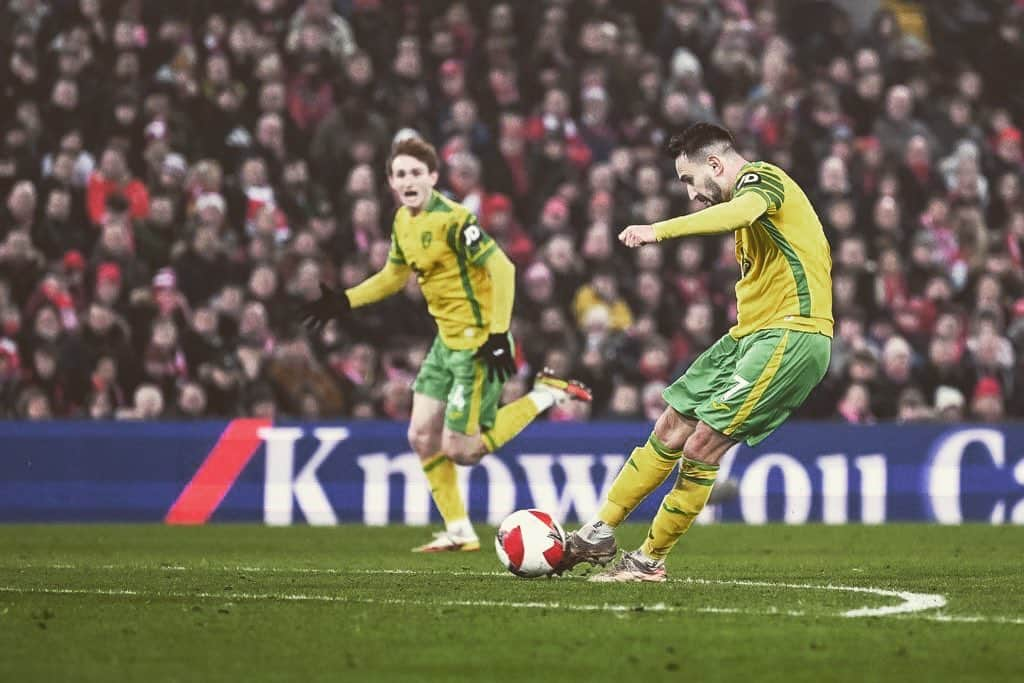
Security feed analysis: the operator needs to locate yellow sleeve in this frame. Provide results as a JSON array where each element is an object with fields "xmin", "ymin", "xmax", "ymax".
[
  {"xmin": 483, "ymin": 248, "xmax": 515, "ymax": 333},
  {"xmin": 653, "ymin": 191, "xmax": 769, "ymax": 241},
  {"xmin": 344, "ymin": 261, "xmax": 411, "ymax": 308}
]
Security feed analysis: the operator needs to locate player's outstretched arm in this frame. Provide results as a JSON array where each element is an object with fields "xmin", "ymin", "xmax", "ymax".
[
  {"xmin": 619, "ymin": 192, "xmax": 769, "ymax": 248},
  {"xmin": 483, "ymin": 248, "xmax": 515, "ymax": 335},
  {"xmin": 300, "ymin": 261, "xmax": 411, "ymax": 332},
  {"xmin": 299, "ymin": 282, "xmax": 352, "ymax": 333},
  {"xmin": 345, "ymin": 260, "xmax": 411, "ymax": 308},
  {"xmin": 475, "ymin": 248, "xmax": 516, "ymax": 381}
]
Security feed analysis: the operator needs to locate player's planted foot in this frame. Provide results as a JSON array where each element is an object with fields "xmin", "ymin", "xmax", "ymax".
[
  {"xmin": 589, "ymin": 550, "xmax": 667, "ymax": 583},
  {"xmin": 533, "ymin": 367, "xmax": 593, "ymax": 405},
  {"xmin": 411, "ymin": 530, "xmax": 481, "ymax": 553},
  {"xmin": 555, "ymin": 530, "xmax": 618, "ymax": 573}
]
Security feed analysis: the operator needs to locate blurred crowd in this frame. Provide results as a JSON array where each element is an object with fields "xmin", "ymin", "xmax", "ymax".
[{"xmin": 1, "ymin": 0, "xmax": 1023, "ymax": 423}]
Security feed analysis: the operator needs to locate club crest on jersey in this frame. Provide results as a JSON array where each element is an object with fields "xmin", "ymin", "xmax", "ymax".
[
  {"xmin": 736, "ymin": 172, "xmax": 761, "ymax": 189},
  {"xmin": 421, "ymin": 231, "xmax": 432, "ymax": 249}
]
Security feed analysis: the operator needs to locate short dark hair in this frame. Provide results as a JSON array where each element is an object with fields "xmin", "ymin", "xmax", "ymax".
[
  {"xmin": 666, "ymin": 122, "xmax": 736, "ymax": 160},
  {"xmin": 387, "ymin": 137, "xmax": 439, "ymax": 175}
]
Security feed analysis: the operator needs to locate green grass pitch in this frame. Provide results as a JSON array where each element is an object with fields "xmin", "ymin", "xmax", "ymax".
[{"xmin": 1, "ymin": 524, "xmax": 1022, "ymax": 682}]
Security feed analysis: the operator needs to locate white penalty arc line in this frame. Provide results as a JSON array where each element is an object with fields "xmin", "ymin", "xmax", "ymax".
[
  {"xmin": 4, "ymin": 564, "xmax": 943, "ymax": 618},
  {"xmin": 0, "ymin": 585, "xmax": 1020, "ymax": 625},
  {"xmin": 1, "ymin": 564, "xmax": 948, "ymax": 620},
  {"xmin": 228, "ymin": 567, "xmax": 948, "ymax": 618},
  {"xmin": 678, "ymin": 577, "xmax": 947, "ymax": 618}
]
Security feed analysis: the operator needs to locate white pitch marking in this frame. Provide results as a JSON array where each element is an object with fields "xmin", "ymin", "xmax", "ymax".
[
  {"xmin": 921, "ymin": 613, "xmax": 1024, "ymax": 626},
  {"xmin": 0, "ymin": 586, "xmax": 716, "ymax": 614},
  {"xmin": 0, "ymin": 587, "xmax": 821, "ymax": 619},
  {"xmin": 678, "ymin": 577, "xmax": 947, "ymax": 618},
  {"xmin": 0, "ymin": 565, "xmax": 950, "ymax": 620},
  {"xmin": 0, "ymin": 585, "xmax": 1019, "ymax": 625},
  {"xmin": 2, "ymin": 564, "xmax": 188, "ymax": 572}
]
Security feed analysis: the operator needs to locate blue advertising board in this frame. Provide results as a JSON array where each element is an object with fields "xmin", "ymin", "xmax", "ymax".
[{"xmin": 0, "ymin": 420, "xmax": 1022, "ymax": 525}]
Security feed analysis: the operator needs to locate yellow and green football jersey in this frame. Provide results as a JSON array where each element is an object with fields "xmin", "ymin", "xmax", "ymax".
[
  {"xmin": 730, "ymin": 161, "xmax": 833, "ymax": 338},
  {"xmin": 389, "ymin": 191, "xmax": 499, "ymax": 350}
]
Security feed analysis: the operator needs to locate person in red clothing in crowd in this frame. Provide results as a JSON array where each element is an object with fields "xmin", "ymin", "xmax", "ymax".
[
  {"xmin": 480, "ymin": 193, "xmax": 534, "ymax": 268},
  {"xmin": 286, "ymin": 52, "xmax": 336, "ymax": 136},
  {"xmin": 526, "ymin": 88, "xmax": 593, "ymax": 170},
  {"xmin": 991, "ymin": 125, "xmax": 1023, "ymax": 177},
  {"xmin": 86, "ymin": 146, "xmax": 150, "ymax": 226},
  {"xmin": 22, "ymin": 274, "xmax": 78, "ymax": 333},
  {"xmin": 971, "ymin": 377, "xmax": 1006, "ymax": 422},
  {"xmin": 93, "ymin": 262, "xmax": 124, "ymax": 310}
]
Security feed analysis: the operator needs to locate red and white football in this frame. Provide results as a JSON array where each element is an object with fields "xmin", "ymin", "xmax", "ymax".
[{"xmin": 494, "ymin": 509, "xmax": 566, "ymax": 578}]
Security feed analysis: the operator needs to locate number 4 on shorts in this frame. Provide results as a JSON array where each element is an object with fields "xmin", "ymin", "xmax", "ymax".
[{"xmin": 449, "ymin": 384, "xmax": 467, "ymax": 411}]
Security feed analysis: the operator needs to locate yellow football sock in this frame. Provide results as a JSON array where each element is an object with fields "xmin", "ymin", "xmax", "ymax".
[
  {"xmin": 598, "ymin": 435, "xmax": 681, "ymax": 526},
  {"xmin": 421, "ymin": 453, "xmax": 467, "ymax": 525},
  {"xmin": 481, "ymin": 394, "xmax": 543, "ymax": 452},
  {"xmin": 641, "ymin": 456, "xmax": 718, "ymax": 560}
]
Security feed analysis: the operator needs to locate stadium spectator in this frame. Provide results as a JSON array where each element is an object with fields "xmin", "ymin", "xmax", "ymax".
[
  {"xmin": 0, "ymin": 0, "xmax": 1022, "ymax": 422},
  {"xmin": 934, "ymin": 385, "xmax": 966, "ymax": 422},
  {"xmin": 86, "ymin": 147, "xmax": 150, "ymax": 226},
  {"xmin": 118, "ymin": 383, "xmax": 166, "ymax": 420}
]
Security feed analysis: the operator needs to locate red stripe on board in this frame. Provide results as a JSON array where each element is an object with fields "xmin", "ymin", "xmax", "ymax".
[{"xmin": 165, "ymin": 418, "xmax": 270, "ymax": 524}]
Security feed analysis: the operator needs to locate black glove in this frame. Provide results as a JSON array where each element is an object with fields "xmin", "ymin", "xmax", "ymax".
[
  {"xmin": 474, "ymin": 333, "xmax": 516, "ymax": 382},
  {"xmin": 299, "ymin": 282, "xmax": 352, "ymax": 333}
]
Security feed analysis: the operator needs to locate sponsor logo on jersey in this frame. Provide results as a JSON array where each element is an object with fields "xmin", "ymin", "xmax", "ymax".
[
  {"xmin": 736, "ymin": 172, "xmax": 761, "ymax": 189},
  {"xmin": 463, "ymin": 221, "xmax": 483, "ymax": 253}
]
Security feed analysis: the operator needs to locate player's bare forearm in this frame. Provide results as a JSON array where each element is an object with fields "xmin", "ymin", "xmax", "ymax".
[
  {"xmin": 483, "ymin": 248, "xmax": 515, "ymax": 332},
  {"xmin": 345, "ymin": 261, "xmax": 411, "ymax": 308},
  {"xmin": 651, "ymin": 192, "xmax": 769, "ymax": 241}
]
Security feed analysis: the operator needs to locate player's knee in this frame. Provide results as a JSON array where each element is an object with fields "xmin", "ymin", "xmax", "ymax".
[
  {"xmin": 408, "ymin": 424, "xmax": 440, "ymax": 458},
  {"xmin": 653, "ymin": 407, "xmax": 694, "ymax": 451},
  {"xmin": 442, "ymin": 432, "xmax": 483, "ymax": 466},
  {"xmin": 449, "ymin": 451, "xmax": 483, "ymax": 466},
  {"xmin": 683, "ymin": 422, "xmax": 732, "ymax": 465}
]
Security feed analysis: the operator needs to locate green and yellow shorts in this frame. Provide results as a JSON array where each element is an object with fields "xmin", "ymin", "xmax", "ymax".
[
  {"xmin": 413, "ymin": 335, "xmax": 506, "ymax": 435},
  {"xmin": 663, "ymin": 328, "xmax": 831, "ymax": 446}
]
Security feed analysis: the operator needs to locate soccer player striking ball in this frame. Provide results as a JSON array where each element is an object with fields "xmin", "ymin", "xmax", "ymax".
[
  {"xmin": 561, "ymin": 122, "xmax": 833, "ymax": 582},
  {"xmin": 300, "ymin": 137, "xmax": 591, "ymax": 552}
]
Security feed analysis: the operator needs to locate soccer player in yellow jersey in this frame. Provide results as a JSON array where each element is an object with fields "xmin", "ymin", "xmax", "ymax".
[
  {"xmin": 560, "ymin": 122, "xmax": 833, "ymax": 581},
  {"xmin": 300, "ymin": 137, "xmax": 591, "ymax": 552}
]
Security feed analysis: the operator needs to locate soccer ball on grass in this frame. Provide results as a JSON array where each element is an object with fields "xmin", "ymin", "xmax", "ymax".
[{"xmin": 494, "ymin": 509, "xmax": 566, "ymax": 578}]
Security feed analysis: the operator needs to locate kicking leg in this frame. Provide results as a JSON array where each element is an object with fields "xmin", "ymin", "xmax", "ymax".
[
  {"xmin": 592, "ymin": 421, "xmax": 734, "ymax": 582},
  {"xmin": 446, "ymin": 367, "xmax": 593, "ymax": 466},
  {"xmin": 561, "ymin": 407, "xmax": 697, "ymax": 571}
]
